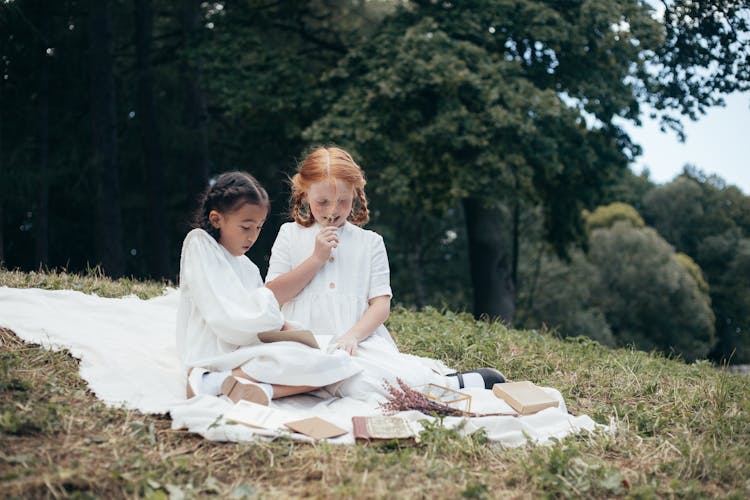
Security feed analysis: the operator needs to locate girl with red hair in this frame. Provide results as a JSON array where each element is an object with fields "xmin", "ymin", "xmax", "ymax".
[{"xmin": 266, "ymin": 147, "xmax": 505, "ymax": 403}]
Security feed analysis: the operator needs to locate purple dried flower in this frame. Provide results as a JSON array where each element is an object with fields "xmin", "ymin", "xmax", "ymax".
[{"xmin": 378, "ymin": 378, "xmax": 466, "ymax": 417}]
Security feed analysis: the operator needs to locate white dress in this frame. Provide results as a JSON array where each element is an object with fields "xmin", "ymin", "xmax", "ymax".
[
  {"xmin": 267, "ymin": 222, "xmax": 448, "ymax": 402},
  {"xmin": 175, "ymin": 228, "xmax": 360, "ymax": 387}
]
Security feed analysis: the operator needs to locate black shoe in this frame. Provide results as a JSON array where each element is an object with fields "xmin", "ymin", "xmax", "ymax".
[{"xmin": 447, "ymin": 368, "xmax": 506, "ymax": 389}]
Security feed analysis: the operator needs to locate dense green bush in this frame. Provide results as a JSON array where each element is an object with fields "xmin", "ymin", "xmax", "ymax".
[
  {"xmin": 584, "ymin": 202, "xmax": 645, "ymax": 232},
  {"xmin": 642, "ymin": 174, "xmax": 750, "ymax": 362},
  {"xmin": 518, "ymin": 204, "xmax": 716, "ymax": 361},
  {"xmin": 516, "ymin": 250, "xmax": 615, "ymax": 346},
  {"xmin": 589, "ymin": 221, "xmax": 715, "ymax": 361}
]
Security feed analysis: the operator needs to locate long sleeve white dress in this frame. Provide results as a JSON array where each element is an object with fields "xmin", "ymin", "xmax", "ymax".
[
  {"xmin": 266, "ymin": 222, "xmax": 449, "ymax": 402},
  {"xmin": 175, "ymin": 228, "xmax": 360, "ymax": 388}
]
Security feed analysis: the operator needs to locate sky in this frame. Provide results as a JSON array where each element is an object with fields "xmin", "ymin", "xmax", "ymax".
[{"xmin": 622, "ymin": 92, "xmax": 750, "ymax": 194}]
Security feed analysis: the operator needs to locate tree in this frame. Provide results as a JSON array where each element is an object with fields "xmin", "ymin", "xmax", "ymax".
[
  {"xmin": 134, "ymin": 0, "xmax": 169, "ymax": 277},
  {"xmin": 647, "ymin": 0, "xmax": 750, "ymax": 136},
  {"xmin": 584, "ymin": 202, "xmax": 645, "ymax": 231},
  {"xmin": 179, "ymin": 0, "xmax": 212, "ymax": 206},
  {"xmin": 516, "ymin": 247, "xmax": 615, "ymax": 346},
  {"xmin": 379, "ymin": 207, "xmax": 472, "ymax": 310},
  {"xmin": 89, "ymin": 0, "xmax": 123, "ymax": 277},
  {"xmin": 642, "ymin": 172, "xmax": 750, "ymax": 362},
  {"xmin": 306, "ymin": 0, "xmax": 750, "ymax": 321},
  {"xmin": 0, "ymin": 15, "xmax": 5, "ymax": 266},
  {"xmin": 304, "ymin": 1, "xmax": 667, "ymax": 320},
  {"xmin": 599, "ymin": 168, "xmax": 655, "ymax": 210},
  {"xmin": 519, "ymin": 203, "xmax": 716, "ymax": 360},
  {"xmin": 642, "ymin": 175, "xmax": 710, "ymax": 252},
  {"xmin": 34, "ymin": 0, "xmax": 49, "ymax": 267},
  {"xmin": 184, "ymin": 1, "xmax": 394, "ymax": 274},
  {"xmin": 588, "ymin": 220, "xmax": 715, "ymax": 361}
]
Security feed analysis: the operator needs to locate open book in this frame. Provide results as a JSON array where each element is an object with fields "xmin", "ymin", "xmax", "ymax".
[
  {"xmin": 351, "ymin": 416, "xmax": 419, "ymax": 440},
  {"xmin": 224, "ymin": 400, "xmax": 299, "ymax": 430}
]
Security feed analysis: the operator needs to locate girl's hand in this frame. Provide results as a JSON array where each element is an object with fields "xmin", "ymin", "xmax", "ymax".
[
  {"xmin": 334, "ymin": 333, "xmax": 359, "ymax": 356},
  {"xmin": 313, "ymin": 226, "xmax": 339, "ymax": 264}
]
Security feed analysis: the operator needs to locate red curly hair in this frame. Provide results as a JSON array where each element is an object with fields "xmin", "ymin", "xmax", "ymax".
[{"xmin": 290, "ymin": 146, "xmax": 370, "ymax": 227}]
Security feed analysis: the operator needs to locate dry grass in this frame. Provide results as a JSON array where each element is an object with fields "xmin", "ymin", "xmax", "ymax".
[
  {"xmin": 0, "ymin": 324, "xmax": 525, "ymax": 498},
  {"xmin": 1, "ymin": 268, "xmax": 749, "ymax": 498},
  {"xmin": 0, "ymin": 267, "xmax": 170, "ymax": 300}
]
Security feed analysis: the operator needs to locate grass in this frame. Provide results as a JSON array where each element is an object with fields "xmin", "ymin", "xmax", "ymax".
[{"xmin": 1, "ymin": 268, "xmax": 749, "ymax": 498}]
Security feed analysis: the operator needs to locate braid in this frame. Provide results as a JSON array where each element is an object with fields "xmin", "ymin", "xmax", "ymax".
[
  {"xmin": 247, "ymin": 175, "xmax": 269, "ymax": 209},
  {"xmin": 193, "ymin": 187, "xmax": 217, "ymax": 240},
  {"xmin": 348, "ymin": 186, "xmax": 370, "ymax": 226},
  {"xmin": 290, "ymin": 190, "xmax": 315, "ymax": 227}
]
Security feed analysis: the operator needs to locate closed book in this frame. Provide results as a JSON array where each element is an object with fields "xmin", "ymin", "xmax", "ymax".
[
  {"xmin": 351, "ymin": 416, "xmax": 416, "ymax": 440},
  {"xmin": 492, "ymin": 381, "xmax": 560, "ymax": 415},
  {"xmin": 284, "ymin": 417, "xmax": 347, "ymax": 440}
]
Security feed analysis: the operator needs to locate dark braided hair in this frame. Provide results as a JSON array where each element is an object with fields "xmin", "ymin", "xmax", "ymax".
[{"xmin": 192, "ymin": 171, "xmax": 270, "ymax": 241}]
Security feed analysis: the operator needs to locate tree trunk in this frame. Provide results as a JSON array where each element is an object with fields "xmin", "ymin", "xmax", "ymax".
[
  {"xmin": 463, "ymin": 197, "xmax": 516, "ymax": 322},
  {"xmin": 135, "ymin": 0, "xmax": 169, "ymax": 277},
  {"xmin": 0, "ymin": 54, "xmax": 4, "ymax": 267},
  {"xmin": 181, "ymin": 0, "xmax": 211, "ymax": 202},
  {"xmin": 411, "ymin": 222, "xmax": 426, "ymax": 308},
  {"xmin": 89, "ymin": 0, "xmax": 124, "ymax": 277},
  {"xmin": 35, "ymin": 4, "xmax": 50, "ymax": 268},
  {"xmin": 0, "ymin": 201, "xmax": 4, "ymax": 267}
]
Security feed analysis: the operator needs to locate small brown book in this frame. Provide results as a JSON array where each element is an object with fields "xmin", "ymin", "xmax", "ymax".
[
  {"xmin": 351, "ymin": 416, "xmax": 417, "ymax": 440},
  {"xmin": 492, "ymin": 381, "xmax": 560, "ymax": 415},
  {"xmin": 257, "ymin": 329, "xmax": 319, "ymax": 349},
  {"xmin": 284, "ymin": 417, "xmax": 347, "ymax": 440}
]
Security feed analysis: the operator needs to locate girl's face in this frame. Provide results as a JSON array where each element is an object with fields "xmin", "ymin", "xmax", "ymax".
[
  {"xmin": 307, "ymin": 178, "xmax": 354, "ymax": 227},
  {"xmin": 210, "ymin": 202, "xmax": 267, "ymax": 256}
]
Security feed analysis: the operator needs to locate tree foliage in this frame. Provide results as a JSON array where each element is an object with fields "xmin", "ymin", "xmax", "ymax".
[
  {"xmin": 650, "ymin": 0, "xmax": 750, "ymax": 130},
  {"xmin": 642, "ymin": 171, "xmax": 750, "ymax": 362},
  {"xmin": 517, "ymin": 248, "xmax": 615, "ymax": 347},
  {"xmin": 589, "ymin": 220, "xmax": 715, "ymax": 361},
  {"xmin": 519, "ymin": 207, "xmax": 717, "ymax": 361},
  {"xmin": 304, "ymin": 0, "xmax": 750, "ymax": 321},
  {"xmin": 584, "ymin": 202, "xmax": 645, "ymax": 232}
]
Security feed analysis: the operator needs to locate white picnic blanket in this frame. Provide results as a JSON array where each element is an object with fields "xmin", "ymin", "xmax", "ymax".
[{"xmin": 0, "ymin": 286, "xmax": 601, "ymax": 445}]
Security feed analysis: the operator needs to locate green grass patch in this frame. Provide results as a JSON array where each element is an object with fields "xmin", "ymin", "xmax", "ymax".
[{"xmin": 1, "ymin": 268, "xmax": 749, "ymax": 497}]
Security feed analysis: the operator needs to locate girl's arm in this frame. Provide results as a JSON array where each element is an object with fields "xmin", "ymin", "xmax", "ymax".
[
  {"xmin": 182, "ymin": 230, "xmax": 284, "ymax": 345},
  {"xmin": 266, "ymin": 254, "xmax": 325, "ymax": 305},
  {"xmin": 334, "ymin": 295, "xmax": 391, "ymax": 356},
  {"xmin": 266, "ymin": 225, "xmax": 339, "ymax": 305}
]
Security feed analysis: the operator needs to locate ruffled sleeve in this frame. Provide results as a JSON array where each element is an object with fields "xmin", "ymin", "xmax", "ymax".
[
  {"xmin": 368, "ymin": 233, "xmax": 392, "ymax": 300},
  {"xmin": 266, "ymin": 222, "xmax": 292, "ymax": 283},
  {"xmin": 180, "ymin": 229, "xmax": 283, "ymax": 346}
]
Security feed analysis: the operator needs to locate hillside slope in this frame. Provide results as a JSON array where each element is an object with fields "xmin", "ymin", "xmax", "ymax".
[{"xmin": 1, "ymin": 269, "xmax": 748, "ymax": 498}]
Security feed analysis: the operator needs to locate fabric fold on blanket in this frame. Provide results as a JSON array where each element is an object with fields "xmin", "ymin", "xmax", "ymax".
[{"xmin": 0, "ymin": 286, "xmax": 601, "ymax": 446}]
